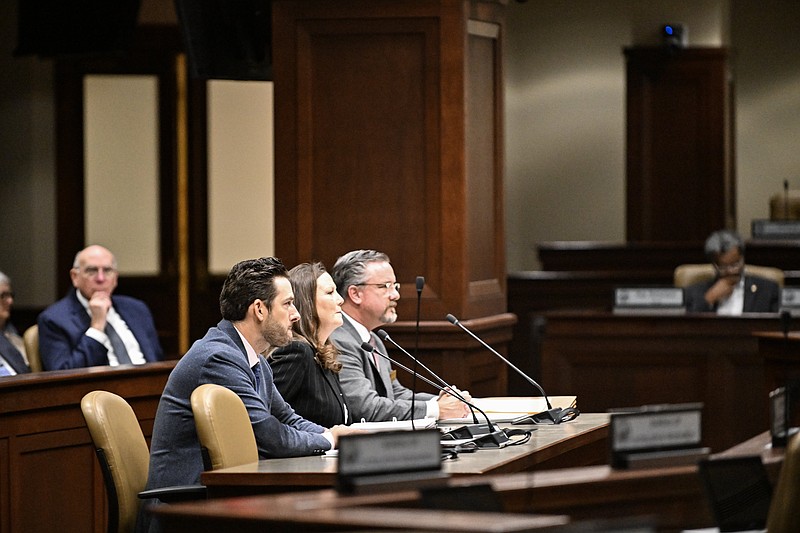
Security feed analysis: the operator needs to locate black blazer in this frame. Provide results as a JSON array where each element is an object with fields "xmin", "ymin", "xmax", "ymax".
[
  {"xmin": 684, "ymin": 274, "xmax": 780, "ymax": 313},
  {"xmin": 270, "ymin": 340, "xmax": 350, "ymax": 428}
]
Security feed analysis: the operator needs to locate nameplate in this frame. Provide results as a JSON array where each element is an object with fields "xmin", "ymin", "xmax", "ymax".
[
  {"xmin": 613, "ymin": 287, "xmax": 685, "ymax": 315},
  {"xmin": 610, "ymin": 403, "xmax": 703, "ymax": 468},
  {"xmin": 781, "ymin": 287, "xmax": 800, "ymax": 313},
  {"xmin": 770, "ymin": 387, "xmax": 789, "ymax": 447},
  {"xmin": 338, "ymin": 428, "xmax": 441, "ymax": 476},
  {"xmin": 752, "ymin": 219, "xmax": 800, "ymax": 240}
]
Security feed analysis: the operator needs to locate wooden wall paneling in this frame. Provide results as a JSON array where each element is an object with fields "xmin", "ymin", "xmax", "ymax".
[
  {"xmin": 273, "ymin": 0, "xmax": 508, "ymax": 322},
  {"xmin": 0, "ymin": 362, "xmax": 176, "ymax": 533},
  {"xmin": 625, "ymin": 47, "xmax": 732, "ymax": 242},
  {"xmin": 539, "ymin": 313, "xmax": 781, "ymax": 452},
  {"xmin": 0, "ymin": 437, "xmax": 7, "ymax": 533},
  {"xmin": 465, "ymin": 18, "xmax": 506, "ymax": 317}
]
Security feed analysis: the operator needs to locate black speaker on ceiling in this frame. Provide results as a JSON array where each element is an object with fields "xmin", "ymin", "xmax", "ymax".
[
  {"xmin": 14, "ymin": 0, "xmax": 141, "ymax": 57},
  {"xmin": 174, "ymin": 0, "xmax": 272, "ymax": 81}
]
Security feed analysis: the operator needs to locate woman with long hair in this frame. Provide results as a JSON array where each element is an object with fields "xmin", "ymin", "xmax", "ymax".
[{"xmin": 270, "ymin": 262, "xmax": 350, "ymax": 427}]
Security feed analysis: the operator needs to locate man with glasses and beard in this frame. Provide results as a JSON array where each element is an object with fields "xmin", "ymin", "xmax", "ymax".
[
  {"xmin": 143, "ymin": 257, "xmax": 355, "ymax": 520},
  {"xmin": 685, "ymin": 230, "xmax": 780, "ymax": 314},
  {"xmin": 330, "ymin": 250, "xmax": 470, "ymax": 422}
]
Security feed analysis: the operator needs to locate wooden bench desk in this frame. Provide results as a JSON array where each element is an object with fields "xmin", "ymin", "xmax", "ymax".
[{"xmin": 202, "ymin": 413, "xmax": 609, "ymax": 497}]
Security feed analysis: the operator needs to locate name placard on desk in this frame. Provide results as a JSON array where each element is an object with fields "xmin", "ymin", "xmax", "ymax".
[
  {"xmin": 609, "ymin": 403, "xmax": 708, "ymax": 469},
  {"xmin": 780, "ymin": 287, "xmax": 800, "ymax": 316},
  {"xmin": 752, "ymin": 219, "xmax": 800, "ymax": 240},
  {"xmin": 337, "ymin": 429, "xmax": 447, "ymax": 493},
  {"xmin": 613, "ymin": 287, "xmax": 686, "ymax": 315}
]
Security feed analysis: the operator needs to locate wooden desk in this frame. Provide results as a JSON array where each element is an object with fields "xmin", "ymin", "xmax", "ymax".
[
  {"xmin": 202, "ymin": 413, "xmax": 609, "ymax": 497},
  {"xmin": 155, "ymin": 431, "xmax": 782, "ymax": 533},
  {"xmin": 540, "ymin": 312, "xmax": 784, "ymax": 452},
  {"xmin": 755, "ymin": 331, "xmax": 800, "ymax": 391},
  {"xmin": 0, "ymin": 361, "xmax": 176, "ymax": 533}
]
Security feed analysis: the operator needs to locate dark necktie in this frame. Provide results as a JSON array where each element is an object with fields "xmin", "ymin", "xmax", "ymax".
[
  {"xmin": 368, "ymin": 335, "xmax": 380, "ymax": 369},
  {"xmin": 104, "ymin": 323, "xmax": 132, "ymax": 365}
]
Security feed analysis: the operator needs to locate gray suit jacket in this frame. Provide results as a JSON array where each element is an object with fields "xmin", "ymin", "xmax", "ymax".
[
  {"xmin": 329, "ymin": 317, "xmax": 433, "ymax": 421},
  {"xmin": 145, "ymin": 320, "xmax": 329, "ymax": 493}
]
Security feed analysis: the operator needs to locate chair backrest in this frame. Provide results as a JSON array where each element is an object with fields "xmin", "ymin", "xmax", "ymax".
[
  {"xmin": 81, "ymin": 390, "xmax": 150, "ymax": 533},
  {"xmin": 23, "ymin": 325, "xmax": 42, "ymax": 372},
  {"xmin": 767, "ymin": 432, "xmax": 800, "ymax": 532},
  {"xmin": 673, "ymin": 264, "xmax": 785, "ymax": 288},
  {"xmin": 191, "ymin": 384, "xmax": 259, "ymax": 471}
]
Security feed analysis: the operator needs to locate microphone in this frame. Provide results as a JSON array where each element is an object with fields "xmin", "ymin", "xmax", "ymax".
[
  {"xmin": 361, "ymin": 341, "xmax": 509, "ymax": 447},
  {"xmin": 784, "ymin": 180, "xmax": 790, "ymax": 220},
  {"xmin": 445, "ymin": 313, "xmax": 577, "ymax": 424},
  {"xmin": 411, "ymin": 276, "xmax": 424, "ymax": 430},
  {"xmin": 360, "ymin": 342, "xmax": 444, "ymax": 392},
  {"xmin": 377, "ymin": 329, "xmax": 481, "ymax": 426}
]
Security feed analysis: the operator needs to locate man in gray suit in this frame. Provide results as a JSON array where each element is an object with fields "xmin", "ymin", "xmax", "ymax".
[
  {"xmin": 330, "ymin": 250, "xmax": 469, "ymax": 422},
  {"xmin": 144, "ymin": 257, "xmax": 354, "ymax": 517}
]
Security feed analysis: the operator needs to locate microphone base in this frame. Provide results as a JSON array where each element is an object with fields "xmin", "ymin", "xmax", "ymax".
[
  {"xmin": 471, "ymin": 430, "xmax": 510, "ymax": 448},
  {"xmin": 441, "ymin": 426, "xmax": 510, "ymax": 448},
  {"xmin": 513, "ymin": 408, "xmax": 577, "ymax": 425},
  {"xmin": 442, "ymin": 424, "xmax": 493, "ymax": 440}
]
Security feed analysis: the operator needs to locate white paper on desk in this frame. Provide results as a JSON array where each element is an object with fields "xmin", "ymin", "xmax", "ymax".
[
  {"xmin": 438, "ymin": 396, "xmax": 577, "ymax": 424},
  {"xmin": 349, "ymin": 418, "xmax": 436, "ymax": 432}
]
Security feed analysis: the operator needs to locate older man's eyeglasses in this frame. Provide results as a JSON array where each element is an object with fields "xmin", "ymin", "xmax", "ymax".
[
  {"xmin": 713, "ymin": 258, "xmax": 744, "ymax": 274},
  {"xmin": 0, "ymin": 291, "xmax": 14, "ymax": 300},
  {"xmin": 75, "ymin": 266, "xmax": 118, "ymax": 279},
  {"xmin": 356, "ymin": 282, "xmax": 400, "ymax": 292}
]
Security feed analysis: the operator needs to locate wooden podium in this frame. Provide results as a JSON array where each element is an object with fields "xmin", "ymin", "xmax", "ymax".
[{"xmin": 272, "ymin": 0, "xmax": 513, "ymax": 395}]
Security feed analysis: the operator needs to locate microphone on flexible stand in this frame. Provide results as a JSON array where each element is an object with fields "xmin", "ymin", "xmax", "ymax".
[
  {"xmin": 361, "ymin": 341, "xmax": 509, "ymax": 447},
  {"xmin": 784, "ymin": 180, "xmax": 790, "ymax": 220},
  {"xmin": 411, "ymin": 276, "xmax": 424, "ymax": 430},
  {"xmin": 445, "ymin": 313, "xmax": 577, "ymax": 424},
  {"xmin": 377, "ymin": 329, "xmax": 482, "ymax": 427}
]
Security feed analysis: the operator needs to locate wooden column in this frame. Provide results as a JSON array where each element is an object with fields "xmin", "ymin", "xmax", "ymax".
[
  {"xmin": 625, "ymin": 47, "xmax": 734, "ymax": 242},
  {"xmin": 272, "ymin": 0, "xmax": 512, "ymax": 395}
]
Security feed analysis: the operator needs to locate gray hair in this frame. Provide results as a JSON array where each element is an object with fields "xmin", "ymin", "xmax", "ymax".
[
  {"xmin": 704, "ymin": 230, "xmax": 744, "ymax": 261},
  {"xmin": 331, "ymin": 250, "xmax": 390, "ymax": 299},
  {"xmin": 0, "ymin": 271, "xmax": 9, "ymax": 286}
]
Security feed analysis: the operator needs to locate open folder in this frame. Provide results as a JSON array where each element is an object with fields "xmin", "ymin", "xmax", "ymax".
[
  {"xmin": 438, "ymin": 396, "xmax": 578, "ymax": 424},
  {"xmin": 349, "ymin": 418, "xmax": 437, "ymax": 432}
]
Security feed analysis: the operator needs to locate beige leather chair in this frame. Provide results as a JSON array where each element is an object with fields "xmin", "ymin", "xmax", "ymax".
[
  {"xmin": 191, "ymin": 384, "xmax": 258, "ymax": 471},
  {"xmin": 81, "ymin": 391, "xmax": 205, "ymax": 533},
  {"xmin": 673, "ymin": 264, "xmax": 785, "ymax": 288},
  {"xmin": 81, "ymin": 390, "xmax": 152, "ymax": 533},
  {"xmin": 23, "ymin": 325, "xmax": 42, "ymax": 372},
  {"xmin": 767, "ymin": 432, "xmax": 800, "ymax": 532}
]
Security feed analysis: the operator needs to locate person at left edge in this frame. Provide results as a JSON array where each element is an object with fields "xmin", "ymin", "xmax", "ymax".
[
  {"xmin": 143, "ymin": 257, "xmax": 356, "ymax": 516},
  {"xmin": 37, "ymin": 245, "xmax": 163, "ymax": 370},
  {"xmin": 0, "ymin": 271, "xmax": 31, "ymax": 375}
]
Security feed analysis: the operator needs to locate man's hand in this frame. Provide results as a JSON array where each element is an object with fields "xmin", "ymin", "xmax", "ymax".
[
  {"xmin": 329, "ymin": 425, "xmax": 366, "ymax": 448},
  {"xmin": 437, "ymin": 388, "xmax": 471, "ymax": 419},
  {"xmin": 88, "ymin": 290, "xmax": 112, "ymax": 330},
  {"xmin": 704, "ymin": 276, "xmax": 738, "ymax": 306}
]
